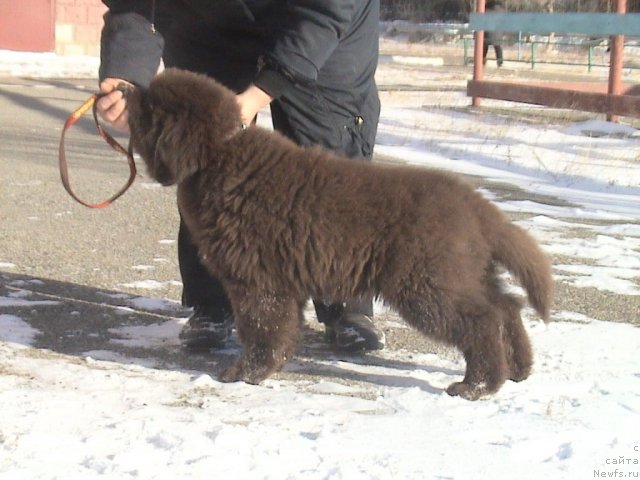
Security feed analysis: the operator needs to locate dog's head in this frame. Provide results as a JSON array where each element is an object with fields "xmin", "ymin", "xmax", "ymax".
[{"xmin": 127, "ymin": 68, "xmax": 243, "ymax": 186}]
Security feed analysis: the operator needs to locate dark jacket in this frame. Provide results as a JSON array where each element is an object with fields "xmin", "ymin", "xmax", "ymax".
[
  {"xmin": 483, "ymin": 3, "xmax": 503, "ymax": 46},
  {"xmin": 100, "ymin": 0, "xmax": 379, "ymax": 100}
]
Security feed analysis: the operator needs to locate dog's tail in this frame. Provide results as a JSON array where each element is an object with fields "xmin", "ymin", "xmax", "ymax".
[{"xmin": 483, "ymin": 203, "xmax": 553, "ymax": 321}]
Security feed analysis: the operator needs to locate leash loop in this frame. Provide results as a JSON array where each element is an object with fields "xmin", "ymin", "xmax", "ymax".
[{"xmin": 58, "ymin": 85, "xmax": 136, "ymax": 209}]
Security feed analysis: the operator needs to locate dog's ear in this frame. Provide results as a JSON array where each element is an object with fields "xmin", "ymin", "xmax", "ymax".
[{"xmin": 152, "ymin": 129, "xmax": 200, "ymax": 186}]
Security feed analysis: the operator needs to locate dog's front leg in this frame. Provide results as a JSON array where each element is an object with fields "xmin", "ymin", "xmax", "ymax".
[{"xmin": 219, "ymin": 292, "xmax": 303, "ymax": 385}]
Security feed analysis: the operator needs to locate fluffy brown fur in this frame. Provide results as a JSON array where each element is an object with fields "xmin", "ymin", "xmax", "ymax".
[{"xmin": 127, "ymin": 68, "xmax": 553, "ymax": 400}]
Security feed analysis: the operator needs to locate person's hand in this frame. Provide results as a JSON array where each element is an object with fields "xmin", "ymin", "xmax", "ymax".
[
  {"xmin": 96, "ymin": 78, "xmax": 133, "ymax": 133},
  {"xmin": 236, "ymin": 85, "xmax": 273, "ymax": 126}
]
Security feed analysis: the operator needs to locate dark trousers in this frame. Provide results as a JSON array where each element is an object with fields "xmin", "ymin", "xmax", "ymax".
[
  {"xmin": 167, "ymin": 22, "xmax": 379, "ymax": 323},
  {"xmin": 483, "ymin": 44, "xmax": 504, "ymax": 65}
]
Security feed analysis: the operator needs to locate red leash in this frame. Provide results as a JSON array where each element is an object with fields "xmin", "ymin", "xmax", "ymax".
[{"xmin": 58, "ymin": 87, "xmax": 136, "ymax": 209}]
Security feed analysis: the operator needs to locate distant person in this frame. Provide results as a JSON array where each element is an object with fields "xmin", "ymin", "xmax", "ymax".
[{"xmin": 483, "ymin": 0, "xmax": 504, "ymax": 67}]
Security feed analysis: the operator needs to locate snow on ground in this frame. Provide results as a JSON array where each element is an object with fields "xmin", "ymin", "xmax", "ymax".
[
  {"xmin": 1, "ymin": 304, "xmax": 638, "ymax": 479},
  {"xmin": 375, "ymin": 99, "xmax": 640, "ymax": 218},
  {"xmin": 1, "ymin": 51, "xmax": 639, "ymax": 479},
  {"xmin": 0, "ymin": 50, "xmax": 100, "ymax": 78}
]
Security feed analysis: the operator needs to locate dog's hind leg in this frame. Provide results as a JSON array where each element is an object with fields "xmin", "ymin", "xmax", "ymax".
[
  {"xmin": 485, "ymin": 270, "xmax": 533, "ymax": 382},
  {"xmin": 498, "ymin": 295, "xmax": 533, "ymax": 382},
  {"xmin": 390, "ymin": 292, "xmax": 509, "ymax": 400},
  {"xmin": 502, "ymin": 305, "xmax": 533, "ymax": 383},
  {"xmin": 219, "ymin": 291, "xmax": 302, "ymax": 385},
  {"xmin": 445, "ymin": 307, "xmax": 509, "ymax": 400}
]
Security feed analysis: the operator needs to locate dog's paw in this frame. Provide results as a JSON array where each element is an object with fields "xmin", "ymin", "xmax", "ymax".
[
  {"xmin": 218, "ymin": 361, "xmax": 270, "ymax": 385},
  {"xmin": 446, "ymin": 382, "xmax": 489, "ymax": 401},
  {"xmin": 218, "ymin": 363, "xmax": 243, "ymax": 383},
  {"xmin": 508, "ymin": 366, "xmax": 532, "ymax": 383}
]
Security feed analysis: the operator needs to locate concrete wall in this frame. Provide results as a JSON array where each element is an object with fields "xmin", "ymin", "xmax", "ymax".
[{"xmin": 54, "ymin": 0, "xmax": 107, "ymax": 56}]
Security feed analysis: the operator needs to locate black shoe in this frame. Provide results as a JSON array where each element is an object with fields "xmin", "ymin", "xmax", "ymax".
[
  {"xmin": 324, "ymin": 313, "xmax": 386, "ymax": 352},
  {"xmin": 179, "ymin": 306, "xmax": 233, "ymax": 350}
]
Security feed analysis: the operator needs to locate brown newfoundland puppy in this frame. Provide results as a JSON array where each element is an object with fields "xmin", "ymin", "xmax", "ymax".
[{"xmin": 127, "ymin": 68, "xmax": 553, "ymax": 400}]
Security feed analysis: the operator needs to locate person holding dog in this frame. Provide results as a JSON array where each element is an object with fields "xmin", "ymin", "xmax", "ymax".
[{"xmin": 96, "ymin": 0, "xmax": 385, "ymax": 353}]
